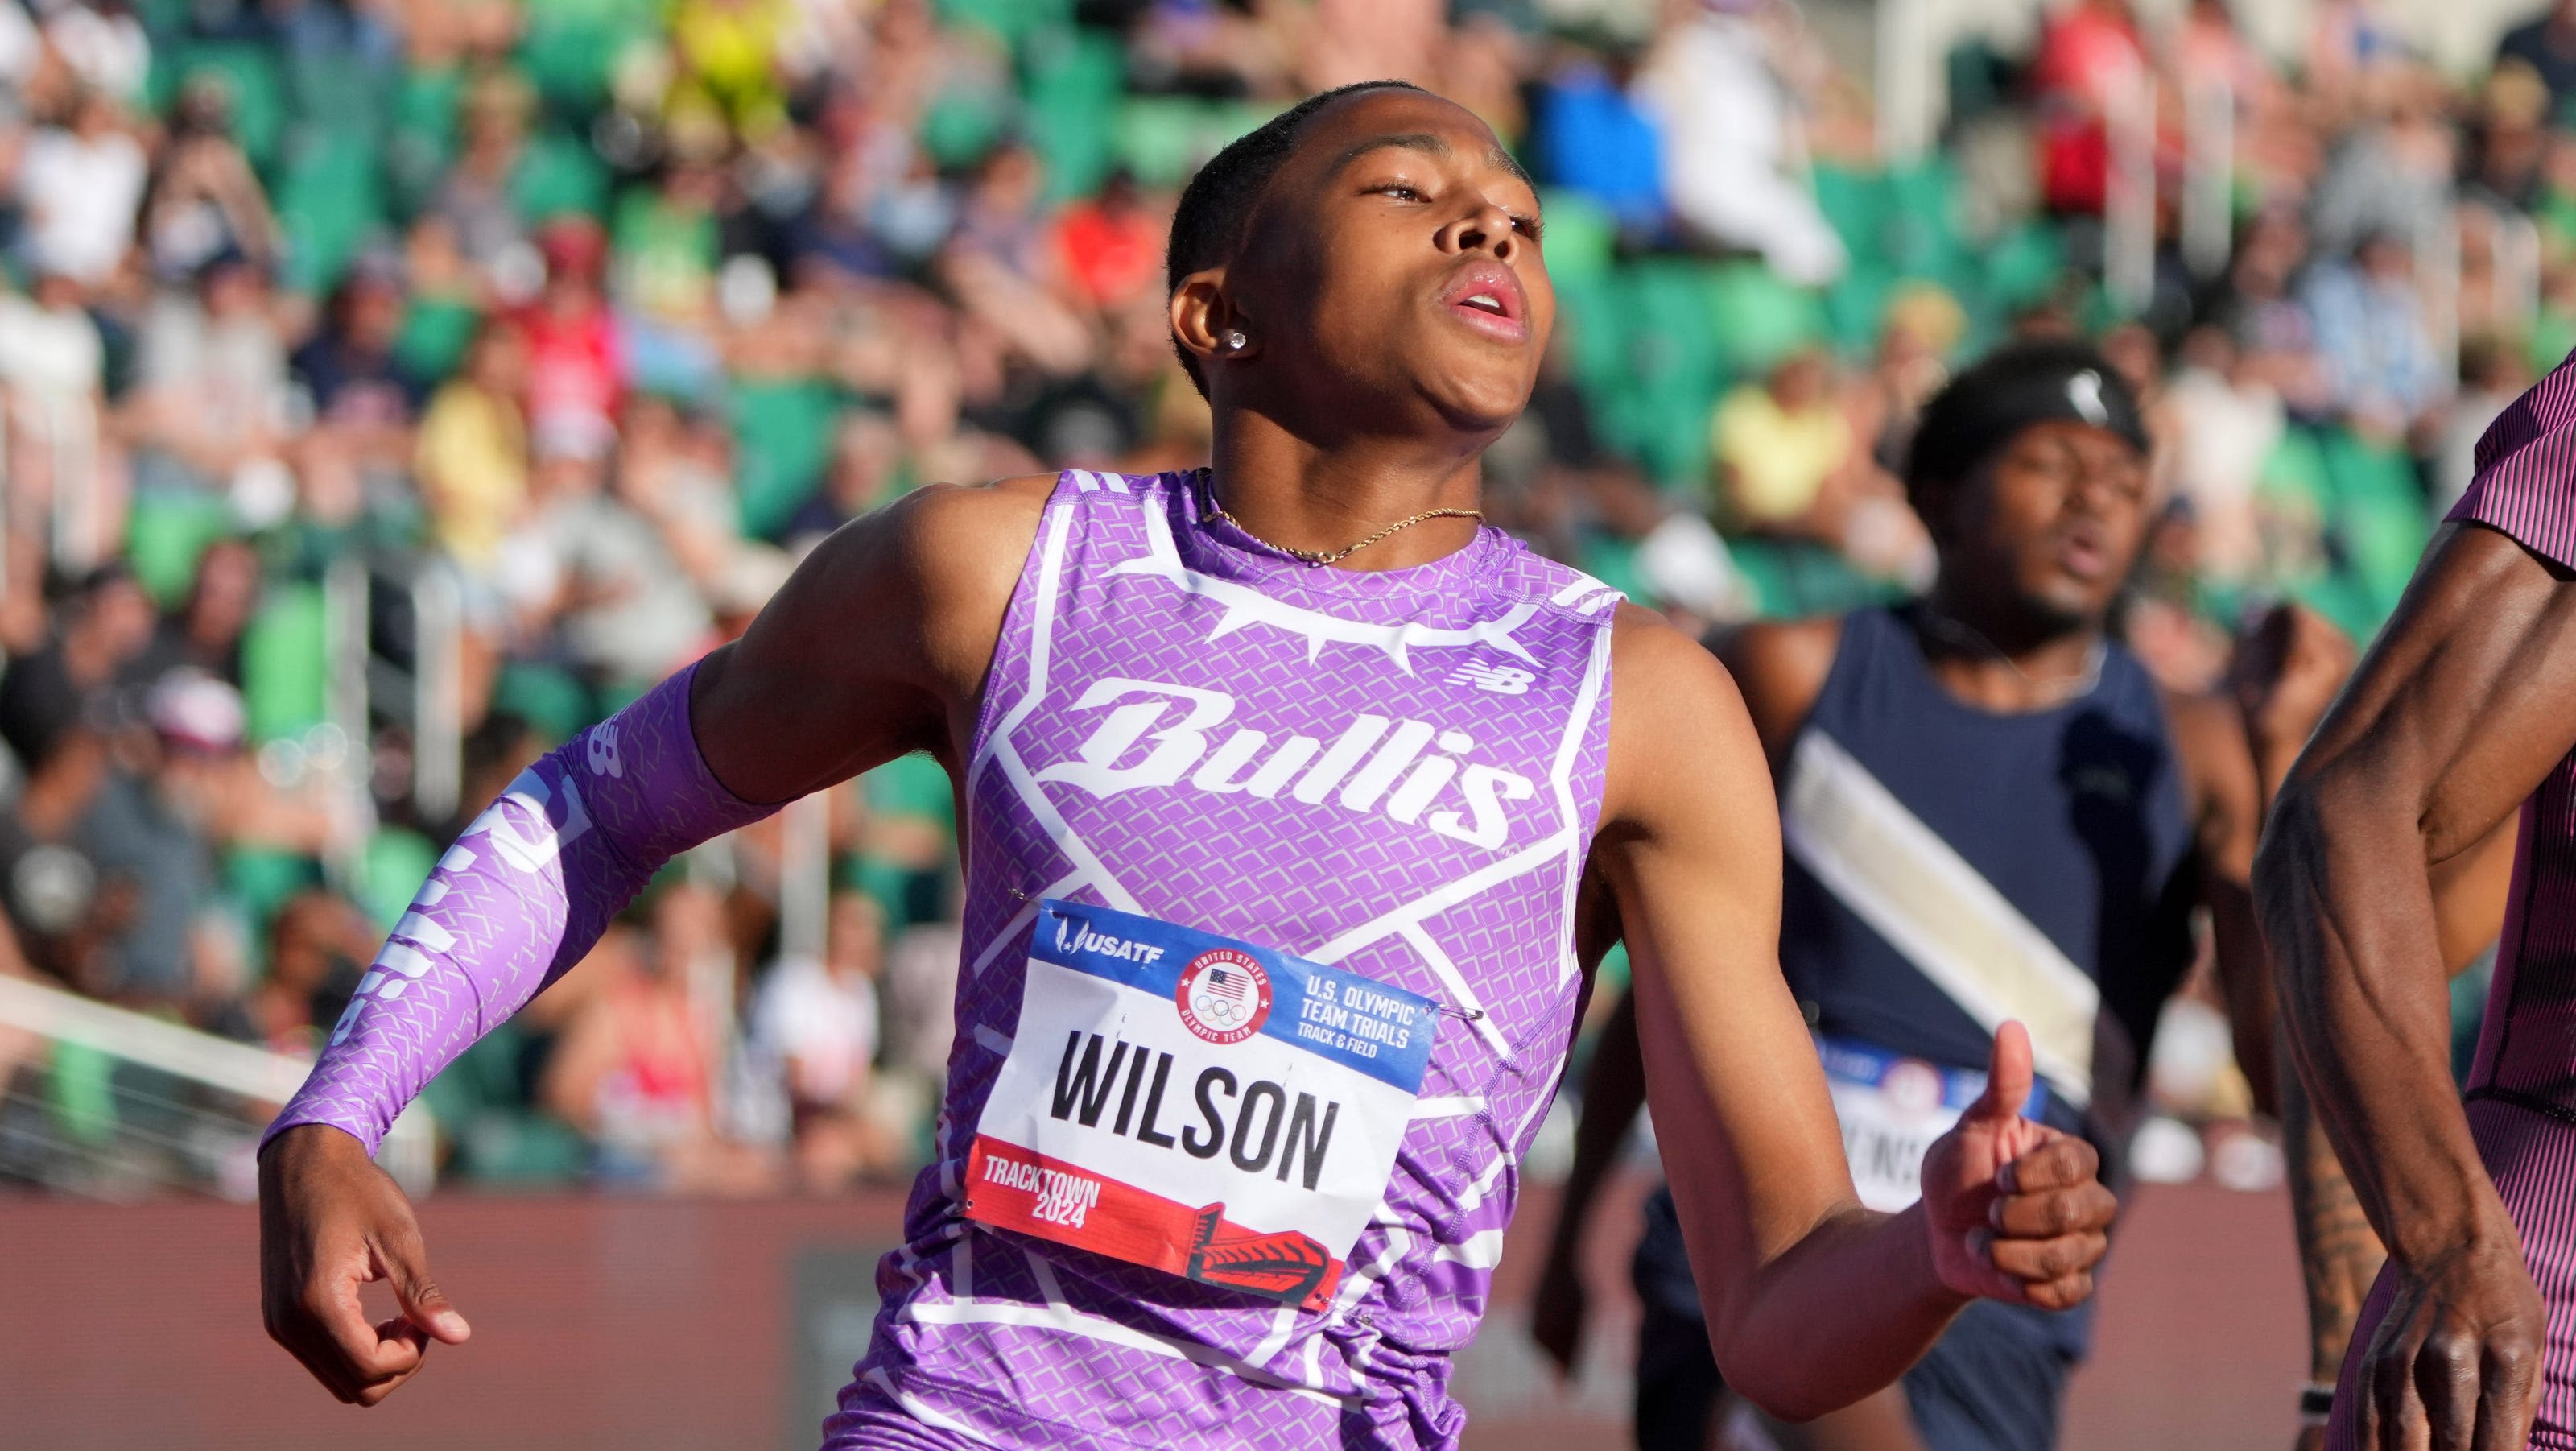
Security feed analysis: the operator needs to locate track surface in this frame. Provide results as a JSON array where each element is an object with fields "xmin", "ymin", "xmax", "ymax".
[{"xmin": 0, "ymin": 1177, "xmax": 2299, "ymax": 1449}]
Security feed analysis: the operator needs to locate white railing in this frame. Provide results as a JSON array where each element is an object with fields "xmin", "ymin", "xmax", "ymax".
[
  {"xmin": 0, "ymin": 972, "xmax": 437, "ymax": 1195},
  {"xmin": 2106, "ymin": 64, "xmax": 2159, "ymax": 316},
  {"xmin": 2181, "ymin": 69, "xmax": 2235, "ymax": 279},
  {"xmin": 778, "ymin": 789, "xmax": 831, "ymax": 963},
  {"xmin": 411, "ymin": 568, "xmax": 464, "ymax": 825},
  {"xmin": 322, "ymin": 558, "xmax": 376, "ymax": 891}
]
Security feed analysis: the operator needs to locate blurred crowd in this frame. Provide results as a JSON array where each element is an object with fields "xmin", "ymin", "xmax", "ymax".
[{"xmin": 0, "ymin": 0, "xmax": 2541, "ymax": 1197}]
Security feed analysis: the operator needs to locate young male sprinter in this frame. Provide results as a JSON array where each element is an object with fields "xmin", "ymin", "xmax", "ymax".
[
  {"xmin": 1533, "ymin": 342, "xmax": 2355, "ymax": 1451},
  {"xmin": 255, "ymin": 84, "xmax": 2116, "ymax": 1449},
  {"xmin": 2257, "ymin": 349, "xmax": 2576, "ymax": 1451}
]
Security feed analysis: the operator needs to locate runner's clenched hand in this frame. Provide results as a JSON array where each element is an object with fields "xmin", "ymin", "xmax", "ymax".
[
  {"xmin": 1918, "ymin": 1022, "xmax": 2116, "ymax": 1309},
  {"xmin": 260, "ymin": 1123, "xmax": 469, "ymax": 1405}
]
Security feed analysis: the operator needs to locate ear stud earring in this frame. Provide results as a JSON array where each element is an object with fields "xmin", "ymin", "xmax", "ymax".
[{"xmin": 1222, "ymin": 329, "xmax": 1249, "ymax": 352}]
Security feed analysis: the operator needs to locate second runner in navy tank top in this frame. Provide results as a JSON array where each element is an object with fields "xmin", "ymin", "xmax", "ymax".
[{"xmin": 1780, "ymin": 604, "xmax": 2198, "ymax": 1139}]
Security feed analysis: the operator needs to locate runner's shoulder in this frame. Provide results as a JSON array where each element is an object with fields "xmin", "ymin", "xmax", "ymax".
[
  {"xmin": 1601, "ymin": 603, "xmax": 1776, "ymax": 837},
  {"xmin": 773, "ymin": 474, "xmax": 1055, "ymax": 693},
  {"xmin": 1607, "ymin": 605, "xmax": 1760, "ymax": 754},
  {"xmin": 805, "ymin": 473, "xmax": 1054, "ymax": 610}
]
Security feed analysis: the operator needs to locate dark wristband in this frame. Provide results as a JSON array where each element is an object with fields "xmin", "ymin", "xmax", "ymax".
[{"xmin": 2300, "ymin": 1383, "xmax": 2336, "ymax": 1420}]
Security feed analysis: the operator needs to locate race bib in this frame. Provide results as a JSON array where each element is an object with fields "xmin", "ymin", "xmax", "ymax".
[
  {"xmin": 965, "ymin": 901, "xmax": 1439, "ymax": 1311},
  {"xmin": 1818, "ymin": 1036, "xmax": 2046, "ymax": 1213}
]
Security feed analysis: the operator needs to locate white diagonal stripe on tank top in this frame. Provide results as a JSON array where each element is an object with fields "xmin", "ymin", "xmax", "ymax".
[
  {"xmin": 1302, "ymin": 829, "xmax": 1578, "ymax": 965},
  {"xmin": 1549, "ymin": 618, "xmax": 1616, "ymax": 986},
  {"xmin": 993, "ymin": 734, "xmax": 1143, "ymax": 912},
  {"xmin": 906, "ymin": 1297, "xmax": 1366, "ymax": 1409},
  {"xmin": 1781, "ymin": 729, "xmax": 2099, "ymax": 1106},
  {"xmin": 1431, "ymin": 1226, "xmax": 1508, "ymax": 1271},
  {"xmin": 966, "ymin": 867, "xmax": 1085, "ymax": 978},
  {"xmin": 968, "ymin": 502, "xmax": 1076, "ymax": 788},
  {"xmin": 1397, "ymin": 921, "xmax": 1515, "ymax": 1060},
  {"xmin": 1549, "ymin": 573, "xmax": 1608, "ymax": 606}
]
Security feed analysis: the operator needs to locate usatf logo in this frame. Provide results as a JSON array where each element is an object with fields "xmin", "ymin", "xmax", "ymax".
[
  {"xmin": 1448, "ymin": 660, "xmax": 1535, "ymax": 696},
  {"xmin": 1176, "ymin": 949, "xmax": 1273, "ymax": 1044}
]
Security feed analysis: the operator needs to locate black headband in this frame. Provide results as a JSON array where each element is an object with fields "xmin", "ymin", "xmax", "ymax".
[{"xmin": 1906, "ymin": 349, "xmax": 2149, "ymax": 492}]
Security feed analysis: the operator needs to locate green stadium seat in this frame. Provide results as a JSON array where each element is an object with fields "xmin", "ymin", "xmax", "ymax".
[
  {"xmin": 1727, "ymin": 535, "xmax": 1899, "ymax": 619},
  {"xmin": 492, "ymin": 660, "xmax": 596, "ymax": 740},
  {"xmin": 1810, "ymin": 163, "xmax": 1885, "ymax": 265},
  {"xmin": 1981, "ymin": 221, "xmax": 2066, "ymax": 315},
  {"xmin": 357, "ymin": 829, "xmax": 440, "ymax": 931},
  {"xmin": 935, "ymin": 0, "xmax": 1072, "ymax": 47},
  {"xmin": 286, "ymin": 49, "xmax": 391, "ymax": 143},
  {"xmin": 730, "ymin": 378, "xmax": 843, "ymax": 539},
  {"xmin": 167, "ymin": 45, "xmax": 291, "ymax": 176},
  {"xmin": 1823, "ymin": 261, "xmax": 1897, "ymax": 356},
  {"xmin": 274, "ymin": 131, "xmax": 388, "ymax": 296},
  {"xmin": 1114, "ymin": 97, "xmax": 1209, "ymax": 189},
  {"xmin": 1024, "ymin": 27, "xmax": 1125, "ymax": 205},
  {"xmin": 385, "ymin": 65, "xmax": 465, "ymax": 213},
  {"xmin": 921, "ymin": 85, "xmax": 1013, "ymax": 170},
  {"xmin": 222, "ymin": 846, "xmax": 321, "ymax": 938},
  {"xmin": 46, "ymin": 1040, "xmax": 116, "ymax": 1145},
  {"xmin": 867, "ymin": 751, "xmax": 957, "ymax": 826},
  {"xmin": 1704, "ymin": 262, "xmax": 1826, "ymax": 377},
  {"xmin": 1534, "ymin": 188, "xmax": 1616, "ymax": 289},
  {"xmin": 1880, "ymin": 160, "xmax": 1969, "ymax": 280},
  {"xmin": 394, "ymin": 298, "xmax": 483, "ymax": 387},
  {"xmin": 241, "ymin": 583, "xmax": 329, "ymax": 743},
  {"xmin": 422, "ymin": 1023, "xmax": 590, "ymax": 1185},
  {"xmin": 123, "ymin": 490, "xmax": 234, "ymax": 607},
  {"xmin": 514, "ymin": 128, "xmax": 613, "ymax": 222},
  {"xmin": 1115, "ymin": 98, "xmax": 1278, "ymax": 189},
  {"xmin": 516, "ymin": 0, "xmax": 658, "ymax": 113}
]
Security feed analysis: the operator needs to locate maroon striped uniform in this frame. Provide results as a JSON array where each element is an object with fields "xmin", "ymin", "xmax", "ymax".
[{"xmin": 2328, "ymin": 359, "xmax": 2576, "ymax": 1450}]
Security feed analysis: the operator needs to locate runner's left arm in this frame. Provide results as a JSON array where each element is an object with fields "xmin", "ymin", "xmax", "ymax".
[{"xmin": 1592, "ymin": 609, "xmax": 2116, "ymax": 1422}]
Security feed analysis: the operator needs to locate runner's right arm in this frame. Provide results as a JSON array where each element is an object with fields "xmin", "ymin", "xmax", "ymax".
[
  {"xmin": 1528, "ymin": 618, "xmax": 1841, "ymax": 1375},
  {"xmin": 258, "ymin": 478, "xmax": 1051, "ymax": 1407},
  {"xmin": 2256, "ymin": 521, "xmax": 2576, "ymax": 1451}
]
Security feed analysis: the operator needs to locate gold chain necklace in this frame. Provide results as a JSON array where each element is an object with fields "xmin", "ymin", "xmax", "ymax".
[{"xmin": 1197, "ymin": 472, "xmax": 1484, "ymax": 568}]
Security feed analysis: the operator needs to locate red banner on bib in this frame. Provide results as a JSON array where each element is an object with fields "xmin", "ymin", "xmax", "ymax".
[{"xmin": 964, "ymin": 1135, "xmax": 1344, "ymax": 1311}]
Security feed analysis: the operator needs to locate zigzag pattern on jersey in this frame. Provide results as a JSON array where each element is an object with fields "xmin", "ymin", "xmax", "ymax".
[{"xmin": 842, "ymin": 469, "xmax": 1617, "ymax": 1451}]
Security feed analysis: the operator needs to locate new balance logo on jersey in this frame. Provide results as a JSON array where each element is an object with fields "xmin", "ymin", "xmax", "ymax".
[
  {"xmin": 586, "ymin": 720, "xmax": 624, "ymax": 778},
  {"xmin": 1449, "ymin": 660, "xmax": 1534, "ymax": 695},
  {"xmin": 1034, "ymin": 678, "xmax": 1535, "ymax": 850}
]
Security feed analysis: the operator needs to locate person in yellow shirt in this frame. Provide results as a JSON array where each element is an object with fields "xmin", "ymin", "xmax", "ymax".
[
  {"xmin": 415, "ymin": 318, "xmax": 530, "ymax": 570},
  {"xmin": 412, "ymin": 317, "xmax": 531, "ymax": 726},
  {"xmin": 1711, "ymin": 345, "xmax": 1852, "ymax": 536}
]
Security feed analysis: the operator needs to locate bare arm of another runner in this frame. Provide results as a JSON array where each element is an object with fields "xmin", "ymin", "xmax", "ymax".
[
  {"xmin": 1528, "ymin": 986, "xmax": 1643, "ymax": 1376},
  {"xmin": 257, "ymin": 478, "xmax": 1051, "ymax": 1406},
  {"xmin": 2257, "ymin": 522, "xmax": 2576, "ymax": 1451},
  {"xmin": 1592, "ymin": 610, "xmax": 2116, "ymax": 1422}
]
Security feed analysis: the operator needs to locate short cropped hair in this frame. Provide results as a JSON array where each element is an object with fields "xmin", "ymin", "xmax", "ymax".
[{"xmin": 1165, "ymin": 79, "xmax": 1424, "ymax": 395}]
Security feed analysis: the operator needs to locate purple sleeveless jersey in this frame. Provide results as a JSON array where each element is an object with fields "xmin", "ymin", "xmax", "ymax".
[
  {"xmin": 829, "ymin": 469, "xmax": 1619, "ymax": 1449},
  {"xmin": 2329, "ymin": 353, "xmax": 2576, "ymax": 1451}
]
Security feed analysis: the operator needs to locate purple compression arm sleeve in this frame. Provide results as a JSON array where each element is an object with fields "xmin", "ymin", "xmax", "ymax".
[{"xmin": 265, "ymin": 661, "xmax": 778, "ymax": 1155}]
